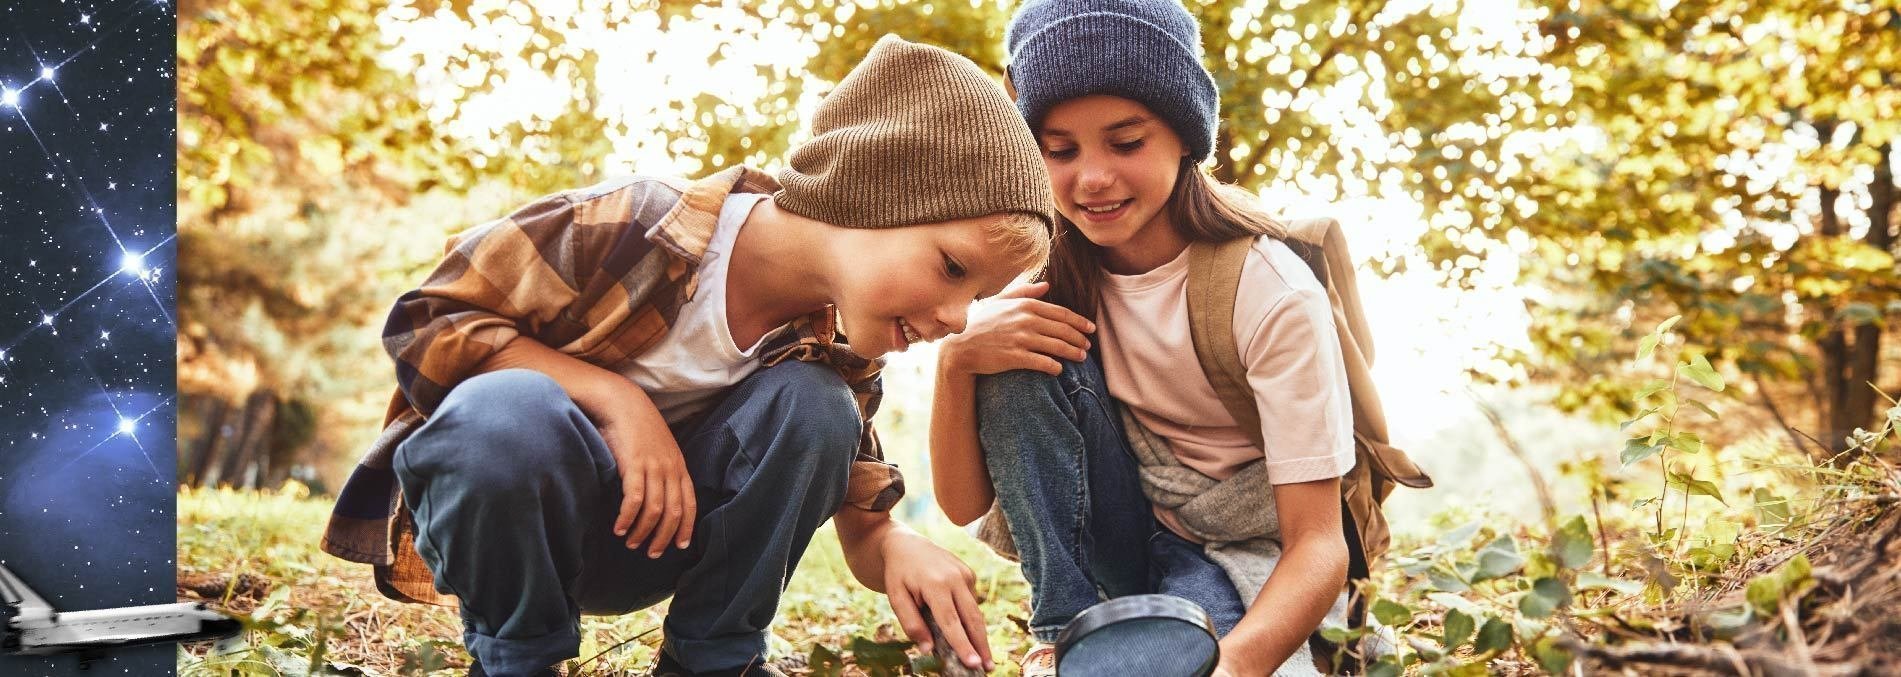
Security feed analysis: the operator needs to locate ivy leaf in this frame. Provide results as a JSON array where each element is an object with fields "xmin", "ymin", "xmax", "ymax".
[
  {"xmin": 1753, "ymin": 488, "xmax": 1792, "ymax": 529},
  {"xmin": 1576, "ymin": 571, "xmax": 1646, "ymax": 595},
  {"xmin": 1686, "ymin": 399, "xmax": 1721, "ymax": 420},
  {"xmin": 1667, "ymin": 471, "xmax": 1727, "ymax": 505},
  {"xmin": 1656, "ymin": 315, "xmax": 1682, "ymax": 335},
  {"xmin": 1637, "ymin": 333, "xmax": 1660, "ymax": 361},
  {"xmin": 1367, "ymin": 656, "xmax": 1402, "ymax": 677},
  {"xmin": 1519, "ymin": 577, "xmax": 1571, "ymax": 618},
  {"xmin": 849, "ymin": 636, "xmax": 916, "ymax": 677},
  {"xmin": 1531, "ymin": 636, "xmax": 1574, "ymax": 674},
  {"xmin": 1677, "ymin": 353, "xmax": 1726, "ymax": 392},
  {"xmin": 1621, "ymin": 437, "xmax": 1663, "ymax": 466},
  {"xmin": 1438, "ymin": 520, "xmax": 1482, "ymax": 548},
  {"xmin": 1427, "ymin": 593, "xmax": 1485, "ymax": 618},
  {"xmin": 1552, "ymin": 516, "xmax": 1594, "ymax": 569},
  {"xmin": 1474, "ymin": 536, "xmax": 1524, "ymax": 581},
  {"xmin": 808, "ymin": 643, "xmax": 845, "ymax": 677},
  {"xmin": 1441, "ymin": 608, "xmax": 1475, "ymax": 649},
  {"xmin": 1473, "ymin": 618, "xmax": 1513, "ymax": 654},
  {"xmin": 1372, "ymin": 599, "xmax": 1414, "ymax": 628},
  {"xmin": 1427, "ymin": 567, "xmax": 1471, "ymax": 593},
  {"xmin": 1746, "ymin": 554, "xmax": 1813, "ymax": 616},
  {"xmin": 1668, "ymin": 431, "xmax": 1705, "ymax": 454}
]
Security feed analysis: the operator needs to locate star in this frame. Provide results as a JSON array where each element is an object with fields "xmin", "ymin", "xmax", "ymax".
[{"xmin": 2, "ymin": 3, "xmax": 178, "ymax": 673}]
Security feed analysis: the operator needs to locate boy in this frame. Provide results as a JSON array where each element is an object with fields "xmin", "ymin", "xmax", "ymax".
[{"xmin": 321, "ymin": 36, "xmax": 1052, "ymax": 677}]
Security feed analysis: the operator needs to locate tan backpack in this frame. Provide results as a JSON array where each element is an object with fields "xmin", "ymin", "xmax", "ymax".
[{"xmin": 1185, "ymin": 217, "xmax": 1433, "ymax": 582}]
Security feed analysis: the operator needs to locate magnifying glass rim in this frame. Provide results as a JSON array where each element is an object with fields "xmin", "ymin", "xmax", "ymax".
[{"xmin": 1054, "ymin": 594, "xmax": 1219, "ymax": 676}]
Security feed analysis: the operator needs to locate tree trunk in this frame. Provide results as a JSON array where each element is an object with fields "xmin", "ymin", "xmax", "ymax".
[
  {"xmin": 185, "ymin": 397, "xmax": 226, "ymax": 487},
  {"xmin": 192, "ymin": 398, "xmax": 235, "ymax": 488},
  {"xmin": 217, "ymin": 391, "xmax": 273, "ymax": 488},
  {"xmin": 1817, "ymin": 181, "xmax": 1852, "ymax": 460},
  {"xmin": 1839, "ymin": 143, "xmax": 1895, "ymax": 463}
]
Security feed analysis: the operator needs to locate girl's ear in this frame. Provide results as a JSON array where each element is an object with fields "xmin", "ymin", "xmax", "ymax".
[{"xmin": 1003, "ymin": 66, "xmax": 1018, "ymax": 101}]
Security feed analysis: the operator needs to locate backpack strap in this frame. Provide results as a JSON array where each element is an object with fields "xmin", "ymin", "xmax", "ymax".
[{"xmin": 1185, "ymin": 236, "xmax": 1265, "ymax": 450}]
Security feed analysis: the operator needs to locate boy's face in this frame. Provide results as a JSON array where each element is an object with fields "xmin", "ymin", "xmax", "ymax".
[{"xmin": 827, "ymin": 216, "xmax": 1031, "ymax": 359}]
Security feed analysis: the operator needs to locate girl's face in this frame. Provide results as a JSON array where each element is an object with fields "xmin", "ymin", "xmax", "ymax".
[{"xmin": 1038, "ymin": 95, "xmax": 1188, "ymax": 253}]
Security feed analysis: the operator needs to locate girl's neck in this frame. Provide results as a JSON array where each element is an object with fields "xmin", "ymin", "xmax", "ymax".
[
  {"xmin": 1100, "ymin": 210, "xmax": 1189, "ymax": 275},
  {"xmin": 725, "ymin": 198, "xmax": 834, "ymax": 346}
]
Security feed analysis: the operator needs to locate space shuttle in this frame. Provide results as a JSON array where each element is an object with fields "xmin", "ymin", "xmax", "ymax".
[{"xmin": 1, "ymin": 562, "xmax": 240, "ymax": 667}]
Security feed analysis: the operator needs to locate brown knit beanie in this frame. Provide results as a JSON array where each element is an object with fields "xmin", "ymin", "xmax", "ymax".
[{"xmin": 776, "ymin": 35, "xmax": 1054, "ymax": 232}]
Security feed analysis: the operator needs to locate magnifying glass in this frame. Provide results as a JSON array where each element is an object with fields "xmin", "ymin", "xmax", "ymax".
[{"xmin": 1054, "ymin": 594, "xmax": 1220, "ymax": 677}]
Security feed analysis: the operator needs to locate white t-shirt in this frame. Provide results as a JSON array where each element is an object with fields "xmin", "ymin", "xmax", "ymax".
[
  {"xmin": 1098, "ymin": 236, "xmax": 1357, "ymax": 485},
  {"xmin": 618, "ymin": 192, "xmax": 775, "ymax": 423}
]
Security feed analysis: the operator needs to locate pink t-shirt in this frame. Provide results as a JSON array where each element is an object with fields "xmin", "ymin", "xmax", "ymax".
[{"xmin": 1098, "ymin": 236, "xmax": 1356, "ymax": 533}]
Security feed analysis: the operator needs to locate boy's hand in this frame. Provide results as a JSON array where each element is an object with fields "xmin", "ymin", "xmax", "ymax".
[
  {"xmin": 880, "ymin": 531, "xmax": 993, "ymax": 672},
  {"xmin": 940, "ymin": 281, "xmax": 1094, "ymax": 377},
  {"xmin": 588, "ymin": 381, "xmax": 696, "ymax": 558}
]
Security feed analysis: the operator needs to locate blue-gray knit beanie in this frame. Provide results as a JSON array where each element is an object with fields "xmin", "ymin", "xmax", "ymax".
[{"xmin": 1005, "ymin": 0, "xmax": 1219, "ymax": 162}]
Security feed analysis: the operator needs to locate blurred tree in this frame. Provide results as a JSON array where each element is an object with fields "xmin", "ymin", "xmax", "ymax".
[
  {"xmin": 1412, "ymin": 0, "xmax": 1899, "ymax": 461},
  {"xmin": 176, "ymin": 0, "xmax": 617, "ymax": 485}
]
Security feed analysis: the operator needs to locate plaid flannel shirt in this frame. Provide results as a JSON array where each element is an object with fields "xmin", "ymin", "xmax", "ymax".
[{"xmin": 320, "ymin": 166, "xmax": 903, "ymax": 606}]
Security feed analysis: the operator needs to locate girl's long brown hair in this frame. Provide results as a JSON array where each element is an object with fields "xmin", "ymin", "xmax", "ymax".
[{"xmin": 1043, "ymin": 158, "xmax": 1287, "ymax": 320}]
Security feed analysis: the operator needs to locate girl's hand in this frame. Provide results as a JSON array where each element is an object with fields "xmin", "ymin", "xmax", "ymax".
[
  {"xmin": 940, "ymin": 281, "xmax": 1096, "ymax": 377},
  {"xmin": 880, "ymin": 531, "xmax": 993, "ymax": 672}
]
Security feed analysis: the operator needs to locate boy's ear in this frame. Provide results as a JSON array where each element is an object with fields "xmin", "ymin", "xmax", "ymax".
[{"xmin": 1003, "ymin": 65, "xmax": 1018, "ymax": 101}]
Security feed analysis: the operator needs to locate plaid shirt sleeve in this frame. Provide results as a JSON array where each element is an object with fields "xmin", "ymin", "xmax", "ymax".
[{"xmin": 381, "ymin": 189, "xmax": 631, "ymax": 415}]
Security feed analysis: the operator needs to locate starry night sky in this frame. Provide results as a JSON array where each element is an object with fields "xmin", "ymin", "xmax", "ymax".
[{"xmin": 1, "ymin": 0, "xmax": 176, "ymax": 674}]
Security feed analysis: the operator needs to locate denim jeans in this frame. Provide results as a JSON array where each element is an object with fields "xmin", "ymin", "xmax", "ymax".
[
  {"xmin": 393, "ymin": 362, "xmax": 859, "ymax": 676},
  {"xmin": 977, "ymin": 355, "xmax": 1247, "ymax": 643}
]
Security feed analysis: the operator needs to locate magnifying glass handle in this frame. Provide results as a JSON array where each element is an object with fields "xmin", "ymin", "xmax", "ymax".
[{"xmin": 923, "ymin": 608, "xmax": 987, "ymax": 677}]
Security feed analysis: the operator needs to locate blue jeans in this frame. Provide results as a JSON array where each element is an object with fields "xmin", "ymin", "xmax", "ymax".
[
  {"xmin": 393, "ymin": 362, "xmax": 859, "ymax": 676},
  {"xmin": 977, "ymin": 356, "xmax": 1247, "ymax": 643}
]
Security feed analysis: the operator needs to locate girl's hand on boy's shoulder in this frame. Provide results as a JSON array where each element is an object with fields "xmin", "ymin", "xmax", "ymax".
[
  {"xmin": 879, "ymin": 531, "xmax": 993, "ymax": 672},
  {"xmin": 939, "ymin": 281, "xmax": 1096, "ymax": 377}
]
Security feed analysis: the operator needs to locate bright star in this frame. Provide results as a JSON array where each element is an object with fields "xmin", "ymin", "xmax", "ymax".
[
  {"xmin": 2, "ymin": 88, "xmax": 18, "ymax": 107},
  {"xmin": 121, "ymin": 251, "xmax": 145, "ymax": 274},
  {"xmin": 41, "ymin": 314, "xmax": 54, "ymax": 326},
  {"xmin": 80, "ymin": 14, "xmax": 91, "ymax": 24},
  {"xmin": 117, "ymin": 418, "xmax": 136, "ymax": 435},
  {"xmin": 41, "ymin": 67, "xmax": 54, "ymax": 81}
]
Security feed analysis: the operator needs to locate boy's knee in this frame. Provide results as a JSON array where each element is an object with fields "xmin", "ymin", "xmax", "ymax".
[
  {"xmin": 403, "ymin": 369, "xmax": 591, "ymax": 491},
  {"xmin": 735, "ymin": 362, "xmax": 861, "ymax": 477},
  {"xmin": 751, "ymin": 362, "xmax": 860, "ymax": 439}
]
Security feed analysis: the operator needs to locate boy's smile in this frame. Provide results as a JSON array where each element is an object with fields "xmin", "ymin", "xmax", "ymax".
[
  {"xmin": 830, "ymin": 215, "xmax": 1037, "ymax": 359},
  {"xmin": 723, "ymin": 198, "xmax": 1043, "ymax": 361}
]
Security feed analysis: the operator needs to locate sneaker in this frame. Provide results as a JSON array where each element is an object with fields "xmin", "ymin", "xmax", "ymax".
[{"xmin": 1019, "ymin": 643, "xmax": 1056, "ymax": 677}]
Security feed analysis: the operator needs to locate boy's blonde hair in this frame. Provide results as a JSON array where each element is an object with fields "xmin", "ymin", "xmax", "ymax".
[{"xmin": 984, "ymin": 211, "xmax": 1055, "ymax": 273}]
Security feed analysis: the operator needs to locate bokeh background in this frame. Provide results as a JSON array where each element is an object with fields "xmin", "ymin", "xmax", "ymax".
[{"xmin": 173, "ymin": 1, "xmax": 1900, "ymax": 675}]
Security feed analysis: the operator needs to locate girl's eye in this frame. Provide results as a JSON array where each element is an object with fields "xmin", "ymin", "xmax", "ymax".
[
  {"xmin": 943, "ymin": 253, "xmax": 967, "ymax": 280},
  {"xmin": 1044, "ymin": 147, "xmax": 1078, "ymax": 160},
  {"xmin": 1112, "ymin": 139, "xmax": 1146, "ymax": 153}
]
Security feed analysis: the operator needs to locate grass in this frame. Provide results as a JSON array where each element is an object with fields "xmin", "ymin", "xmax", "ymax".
[{"xmin": 176, "ymin": 483, "xmax": 1037, "ymax": 676}]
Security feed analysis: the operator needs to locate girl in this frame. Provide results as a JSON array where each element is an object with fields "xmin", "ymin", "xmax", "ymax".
[{"xmin": 929, "ymin": 1, "xmax": 1355, "ymax": 674}]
